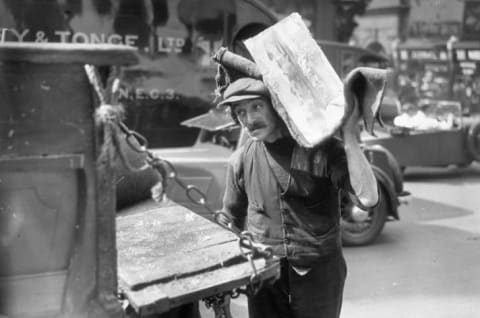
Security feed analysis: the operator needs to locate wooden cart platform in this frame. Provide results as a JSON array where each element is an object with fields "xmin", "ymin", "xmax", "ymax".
[{"xmin": 116, "ymin": 201, "xmax": 280, "ymax": 316}]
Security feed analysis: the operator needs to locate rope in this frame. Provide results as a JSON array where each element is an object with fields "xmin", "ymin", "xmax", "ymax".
[
  {"xmin": 105, "ymin": 66, "xmax": 120, "ymax": 104},
  {"xmin": 84, "ymin": 64, "xmax": 107, "ymax": 105},
  {"xmin": 95, "ymin": 104, "xmax": 121, "ymax": 164}
]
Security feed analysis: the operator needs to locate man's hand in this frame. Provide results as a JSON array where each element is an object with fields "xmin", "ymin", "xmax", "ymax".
[
  {"xmin": 215, "ymin": 211, "xmax": 232, "ymax": 227},
  {"xmin": 214, "ymin": 211, "xmax": 242, "ymax": 234}
]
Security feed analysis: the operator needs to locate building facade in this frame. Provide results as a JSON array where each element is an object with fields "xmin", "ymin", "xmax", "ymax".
[
  {"xmin": 352, "ymin": 0, "xmax": 407, "ymax": 55},
  {"xmin": 259, "ymin": 0, "xmax": 338, "ymax": 40},
  {"xmin": 352, "ymin": 0, "xmax": 480, "ymax": 56}
]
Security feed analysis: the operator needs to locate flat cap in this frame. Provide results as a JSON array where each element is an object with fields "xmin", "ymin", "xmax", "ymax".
[{"xmin": 218, "ymin": 77, "xmax": 269, "ymax": 107}]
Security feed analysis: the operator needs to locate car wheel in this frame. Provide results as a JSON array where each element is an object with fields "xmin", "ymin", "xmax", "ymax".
[
  {"xmin": 341, "ymin": 185, "xmax": 388, "ymax": 246},
  {"xmin": 466, "ymin": 121, "xmax": 480, "ymax": 162}
]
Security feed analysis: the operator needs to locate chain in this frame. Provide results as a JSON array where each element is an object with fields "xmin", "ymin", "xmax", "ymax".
[
  {"xmin": 114, "ymin": 120, "xmax": 238, "ymax": 228},
  {"xmin": 85, "ymin": 64, "xmax": 228, "ymax": 225},
  {"xmin": 237, "ymin": 231, "xmax": 274, "ymax": 295}
]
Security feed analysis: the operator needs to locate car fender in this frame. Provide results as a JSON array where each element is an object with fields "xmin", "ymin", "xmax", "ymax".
[
  {"xmin": 363, "ymin": 144, "xmax": 404, "ymax": 192},
  {"xmin": 371, "ymin": 164, "xmax": 400, "ymax": 220}
]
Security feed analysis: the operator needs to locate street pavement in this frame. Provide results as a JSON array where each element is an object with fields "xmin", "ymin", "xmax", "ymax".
[
  {"xmin": 201, "ymin": 163, "xmax": 480, "ymax": 318},
  {"xmin": 341, "ymin": 163, "xmax": 480, "ymax": 318}
]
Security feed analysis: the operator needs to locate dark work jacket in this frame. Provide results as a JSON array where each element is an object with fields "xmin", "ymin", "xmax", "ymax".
[{"xmin": 223, "ymin": 137, "xmax": 354, "ymax": 267}]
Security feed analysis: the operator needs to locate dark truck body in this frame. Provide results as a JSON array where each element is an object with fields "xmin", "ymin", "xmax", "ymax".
[{"xmin": 0, "ymin": 0, "xmax": 278, "ymax": 147}]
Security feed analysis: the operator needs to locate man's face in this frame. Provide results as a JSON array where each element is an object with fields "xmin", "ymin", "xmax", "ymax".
[{"xmin": 231, "ymin": 97, "xmax": 284, "ymax": 142}]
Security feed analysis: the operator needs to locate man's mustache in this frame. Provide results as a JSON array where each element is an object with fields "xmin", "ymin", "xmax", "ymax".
[{"xmin": 246, "ymin": 121, "xmax": 267, "ymax": 131}]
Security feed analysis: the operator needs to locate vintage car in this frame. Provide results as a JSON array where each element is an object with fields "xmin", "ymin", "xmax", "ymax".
[
  {"xmin": 142, "ymin": 108, "xmax": 409, "ymax": 246},
  {"xmin": 362, "ymin": 99, "xmax": 480, "ymax": 172}
]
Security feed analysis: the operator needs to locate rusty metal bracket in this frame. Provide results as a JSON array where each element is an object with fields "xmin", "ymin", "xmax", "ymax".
[{"xmin": 203, "ymin": 293, "xmax": 233, "ymax": 318}]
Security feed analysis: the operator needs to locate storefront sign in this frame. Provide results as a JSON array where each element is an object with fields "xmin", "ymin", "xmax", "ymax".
[
  {"xmin": 455, "ymin": 49, "xmax": 480, "ymax": 61},
  {"xmin": 468, "ymin": 49, "xmax": 480, "ymax": 61},
  {"xmin": 0, "ymin": 27, "xmax": 190, "ymax": 54},
  {"xmin": 409, "ymin": 21, "xmax": 461, "ymax": 39},
  {"xmin": 399, "ymin": 49, "xmax": 448, "ymax": 61},
  {"xmin": 117, "ymin": 87, "xmax": 179, "ymax": 101}
]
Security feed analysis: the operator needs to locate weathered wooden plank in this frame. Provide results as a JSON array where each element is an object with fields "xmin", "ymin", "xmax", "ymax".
[
  {"xmin": 117, "ymin": 201, "xmax": 281, "ymax": 315},
  {"xmin": 124, "ymin": 258, "xmax": 280, "ymax": 315},
  {"xmin": 117, "ymin": 203, "xmax": 239, "ymax": 289},
  {"xmin": 244, "ymin": 12, "xmax": 345, "ymax": 148},
  {"xmin": 118, "ymin": 241, "xmax": 244, "ymax": 290}
]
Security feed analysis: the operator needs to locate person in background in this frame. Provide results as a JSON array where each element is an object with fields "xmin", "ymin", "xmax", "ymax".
[{"xmin": 393, "ymin": 102, "xmax": 454, "ymax": 130}]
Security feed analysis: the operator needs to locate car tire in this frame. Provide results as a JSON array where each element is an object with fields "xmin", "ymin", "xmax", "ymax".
[
  {"xmin": 466, "ymin": 121, "xmax": 480, "ymax": 162},
  {"xmin": 341, "ymin": 185, "xmax": 388, "ymax": 246}
]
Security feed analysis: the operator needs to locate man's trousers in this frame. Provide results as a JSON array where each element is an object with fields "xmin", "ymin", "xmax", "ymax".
[{"xmin": 248, "ymin": 251, "xmax": 347, "ymax": 318}]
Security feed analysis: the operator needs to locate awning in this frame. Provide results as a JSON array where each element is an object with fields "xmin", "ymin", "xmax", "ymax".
[
  {"xmin": 181, "ymin": 108, "xmax": 237, "ymax": 131},
  {"xmin": 396, "ymin": 39, "xmax": 447, "ymax": 50}
]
